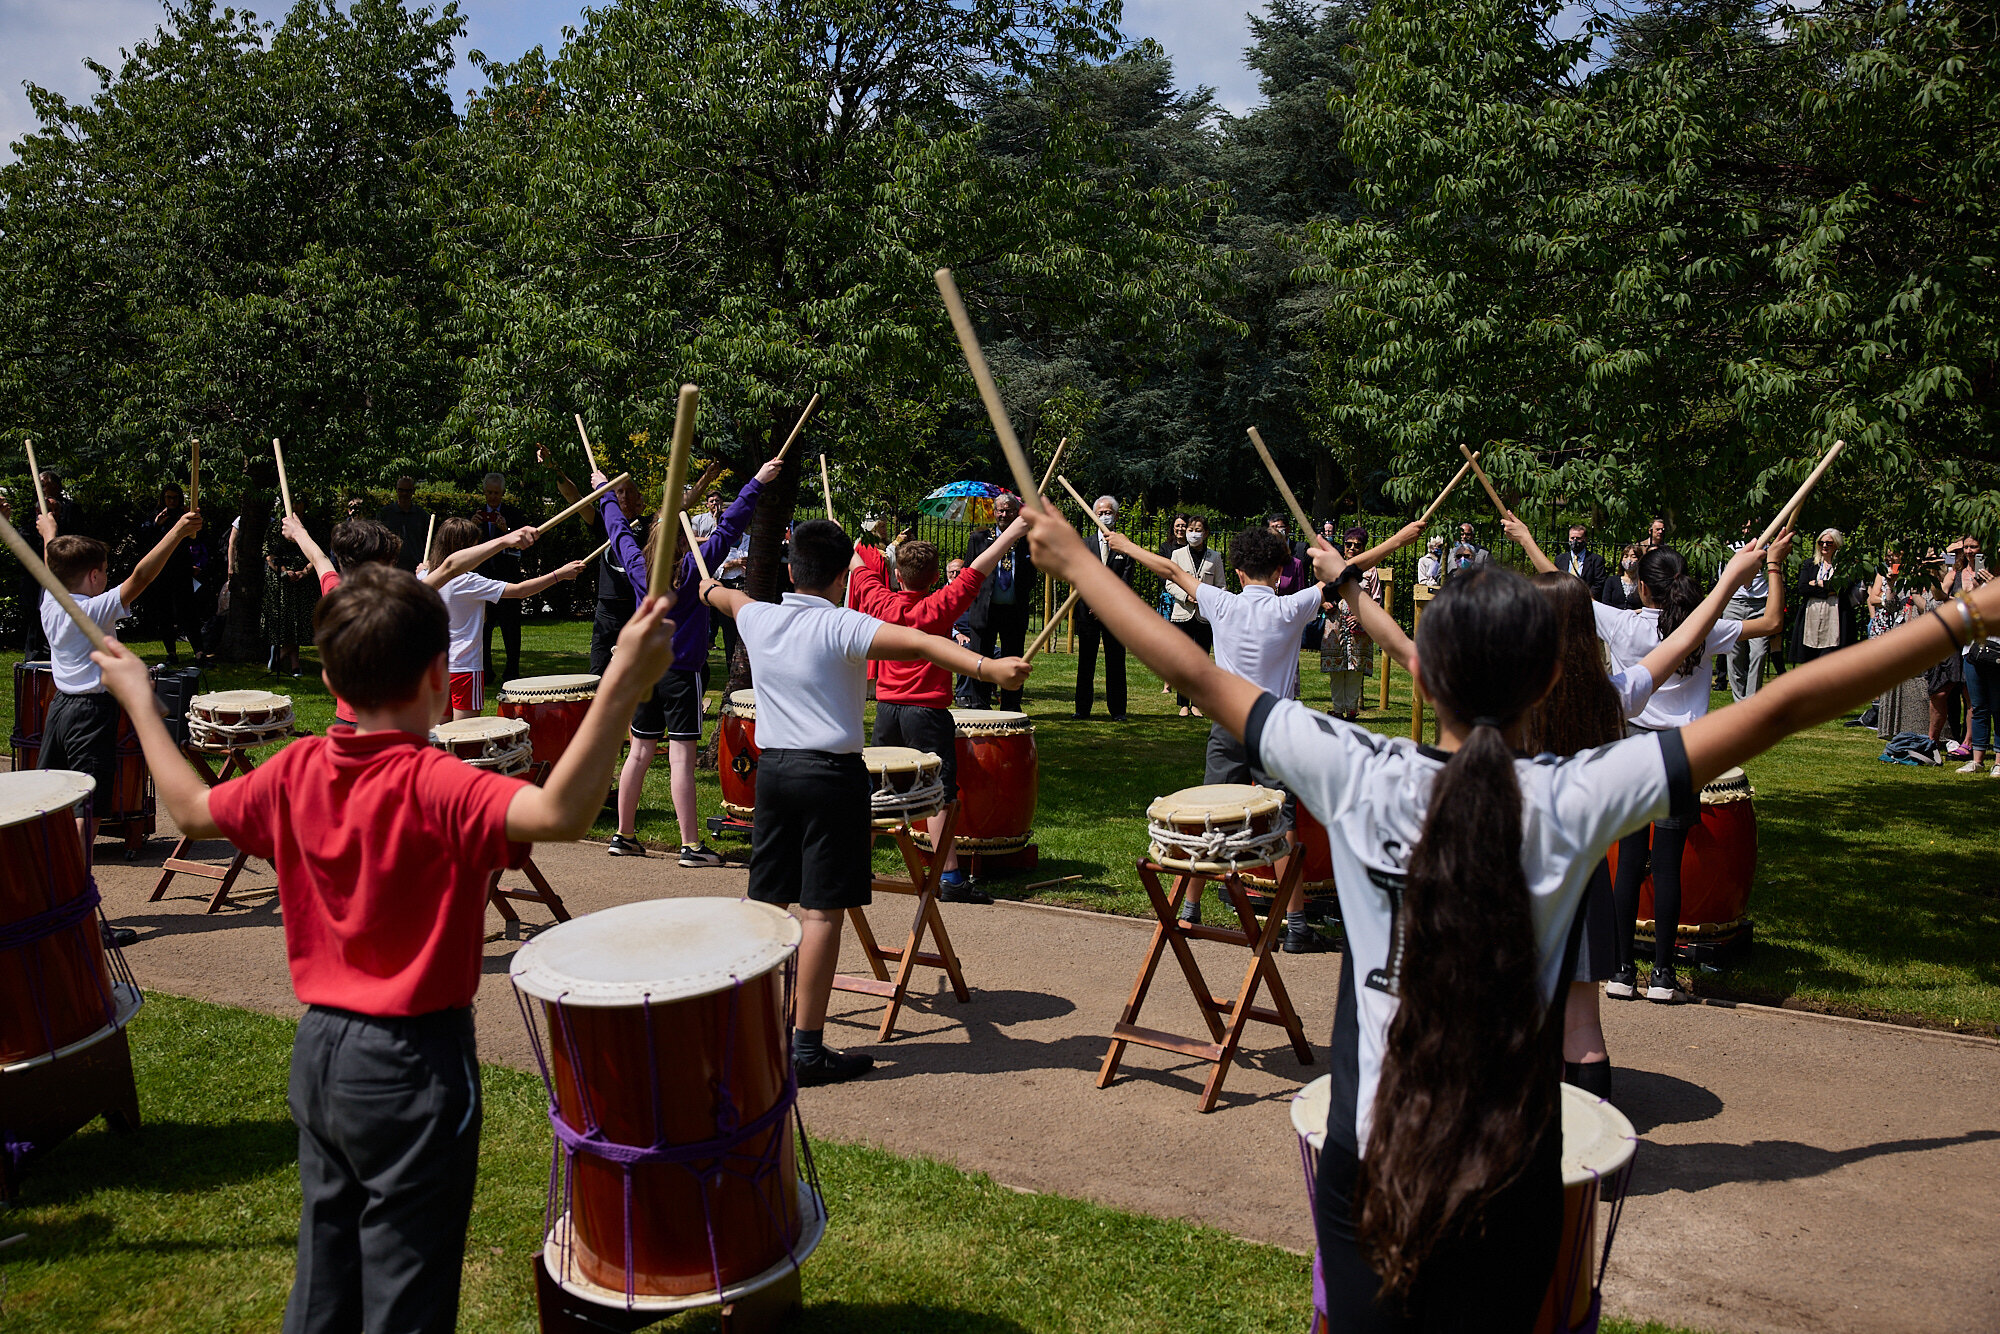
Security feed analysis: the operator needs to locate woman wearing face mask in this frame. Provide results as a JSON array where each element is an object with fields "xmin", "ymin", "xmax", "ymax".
[
  {"xmin": 1166, "ymin": 516, "xmax": 1225, "ymax": 716},
  {"xmin": 1597, "ymin": 543, "xmax": 1646, "ymax": 610}
]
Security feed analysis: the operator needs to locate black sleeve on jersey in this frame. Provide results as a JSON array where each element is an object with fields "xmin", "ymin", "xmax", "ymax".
[
  {"xmin": 1243, "ymin": 690, "xmax": 1281, "ymax": 771},
  {"xmin": 1661, "ymin": 727, "xmax": 1697, "ymax": 820}
]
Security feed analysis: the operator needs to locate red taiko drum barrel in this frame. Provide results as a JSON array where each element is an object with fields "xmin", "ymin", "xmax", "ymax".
[
  {"xmin": 11, "ymin": 661, "xmax": 154, "ymax": 838},
  {"xmin": 1613, "ymin": 767, "xmax": 1757, "ymax": 949},
  {"xmin": 718, "ymin": 690, "xmax": 760, "ymax": 819},
  {"xmin": 949, "ymin": 709, "xmax": 1037, "ymax": 851},
  {"xmin": 0, "ymin": 770, "xmax": 142, "ymax": 1068},
  {"xmin": 497, "ymin": 674, "xmax": 599, "ymax": 779},
  {"xmin": 512, "ymin": 899, "xmax": 824, "ymax": 1308},
  {"xmin": 1242, "ymin": 799, "xmax": 1335, "ymax": 895}
]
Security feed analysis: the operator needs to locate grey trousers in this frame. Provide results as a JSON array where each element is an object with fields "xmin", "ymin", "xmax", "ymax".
[
  {"xmin": 285, "ymin": 1006, "xmax": 483, "ymax": 1334},
  {"xmin": 1724, "ymin": 595, "xmax": 1769, "ymax": 700}
]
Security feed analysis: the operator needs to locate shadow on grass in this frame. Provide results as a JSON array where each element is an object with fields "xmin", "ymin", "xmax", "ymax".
[
  {"xmin": 13, "ymin": 1116, "xmax": 296, "ymax": 1211},
  {"xmin": 657, "ymin": 1302, "xmax": 1034, "ymax": 1333},
  {"xmin": 1626, "ymin": 1128, "xmax": 2000, "ymax": 1198}
]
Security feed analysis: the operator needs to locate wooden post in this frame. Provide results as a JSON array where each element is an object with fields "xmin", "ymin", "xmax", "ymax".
[
  {"xmin": 1410, "ymin": 584, "xmax": 1434, "ymax": 742},
  {"xmin": 1377, "ymin": 567, "xmax": 1395, "ymax": 710}
]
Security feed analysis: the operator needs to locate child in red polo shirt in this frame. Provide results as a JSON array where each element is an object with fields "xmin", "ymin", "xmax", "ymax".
[{"xmin": 94, "ymin": 563, "xmax": 675, "ymax": 1334}]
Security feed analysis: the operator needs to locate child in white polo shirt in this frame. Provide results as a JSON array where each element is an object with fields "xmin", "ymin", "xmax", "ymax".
[
  {"xmin": 421, "ymin": 517, "xmax": 584, "ymax": 719},
  {"xmin": 703, "ymin": 519, "xmax": 1032, "ymax": 1086}
]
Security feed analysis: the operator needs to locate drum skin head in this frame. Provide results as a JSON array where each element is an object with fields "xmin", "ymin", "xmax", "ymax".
[
  {"xmin": 0, "ymin": 770, "xmax": 96, "ymax": 828},
  {"xmin": 499, "ymin": 674, "xmax": 600, "ymax": 699},
  {"xmin": 724, "ymin": 689, "xmax": 757, "ymax": 716},
  {"xmin": 1147, "ymin": 783, "xmax": 1283, "ymax": 824},
  {"xmin": 1558, "ymin": 1083, "xmax": 1637, "ymax": 1183},
  {"xmin": 511, "ymin": 899, "xmax": 802, "ymax": 1006},
  {"xmin": 430, "ymin": 717, "xmax": 530, "ymax": 743},
  {"xmin": 192, "ymin": 689, "xmax": 291, "ymax": 711},
  {"xmin": 949, "ymin": 708, "xmax": 1033, "ymax": 733},
  {"xmin": 863, "ymin": 746, "xmax": 940, "ymax": 775}
]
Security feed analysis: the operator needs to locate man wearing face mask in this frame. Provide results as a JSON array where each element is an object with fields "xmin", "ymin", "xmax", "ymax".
[
  {"xmin": 1559, "ymin": 524, "xmax": 1606, "ymax": 588},
  {"xmin": 1166, "ymin": 515, "xmax": 1225, "ymax": 716},
  {"xmin": 957, "ymin": 490, "xmax": 1034, "ymax": 710},
  {"xmin": 1722, "ymin": 518, "xmax": 1772, "ymax": 699}
]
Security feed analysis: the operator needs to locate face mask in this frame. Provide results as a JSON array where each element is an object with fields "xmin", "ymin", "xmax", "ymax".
[
  {"xmin": 1622, "ymin": 558, "xmax": 1637, "ymax": 571},
  {"xmin": 1570, "ymin": 538, "xmax": 1587, "ymax": 552}
]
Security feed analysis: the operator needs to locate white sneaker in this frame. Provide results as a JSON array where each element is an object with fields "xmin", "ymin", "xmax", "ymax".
[
  {"xmin": 1991, "ymin": 764, "xmax": 2000, "ymax": 779},
  {"xmin": 1955, "ymin": 760, "xmax": 1983, "ymax": 773}
]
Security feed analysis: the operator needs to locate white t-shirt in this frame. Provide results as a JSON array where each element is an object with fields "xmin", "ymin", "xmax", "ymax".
[
  {"xmin": 737, "ymin": 593, "xmax": 882, "ymax": 752},
  {"xmin": 1249, "ymin": 696, "xmax": 1688, "ymax": 1156},
  {"xmin": 1592, "ymin": 603, "xmax": 1740, "ymax": 729},
  {"xmin": 439, "ymin": 572, "xmax": 508, "ymax": 673},
  {"xmin": 1607, "ymin": 663, "xmax": 1657, "ymax": 719},
  {"xmin": 43, "ymin": 589, "xmax": 128, "ymax": 694},
  {"xmin": 1195, "ymin": 582, "xmax": 1322, "ymax": 700}
]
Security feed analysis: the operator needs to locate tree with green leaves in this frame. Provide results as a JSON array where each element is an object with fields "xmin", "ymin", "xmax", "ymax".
[{"xmin": 0, "ymin": 0, "xmax": 466, "ymax": 505}]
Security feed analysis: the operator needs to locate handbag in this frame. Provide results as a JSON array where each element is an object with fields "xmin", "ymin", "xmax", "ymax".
[
  {"xmin": 1970, "ymin": 639, "xmax": 2000, "ymax": 669},
  {"xmin": 1301, "ymin": 614, "xmax": 1325, "ymax": 653}
]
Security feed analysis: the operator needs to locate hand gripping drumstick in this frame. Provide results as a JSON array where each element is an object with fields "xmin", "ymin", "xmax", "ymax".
[
  {"xmin": 1759, "ymin": 439, "xmax": 1844, "ymax": 547},
  {"xmin": 541, "ymin": 472, "xmax": 632, "ymax": 537},
  {"xmin": 1025, "ymin": 588, "xmax": 1081, "ymax": 661},
  {"xmin": 774, "ymin": 392, "xmax": 821, "ymax": 464},
  {"xmin": 0, "ymin": 508, "xmax": 108, "ymax": 652},
  {"xmin": 819, "ymin": 453, "xmax": 836, "ymax": 523},
  {"xmin": 647, "ymin": 384, "xmax": 698, "ymax": 599},
  {"xmin": 1457, "ymin": 443, "xmax": 1509, "ymax": 518},
  {"xmin": 273, "ymin": 437, "xmax": 295, "ymax": 519},
  {"xmin": 1414, "ymin": 452, "xmax": 1478, "ymax": 528},
  {"xmin": 24, "ymin": 439, "xmax": 47, "ymax": 514},
  {"xmin": 1037, "ymin": 437, "xmax": 1068, "ymax": 497},
  {"xmin": 573, "ymin": 414, "xmax": 599, "ymax": 473},
  {"xmin": 936, "ymin": 268, "xmax": 1042, "ymax": 508},
  {"xmin": 1246, "ymin": 427, "xmax": 1316, "ymax": 539},
  {"xmin": 678, "ymin": 510, "xmax": 713, "ymax": 582}
]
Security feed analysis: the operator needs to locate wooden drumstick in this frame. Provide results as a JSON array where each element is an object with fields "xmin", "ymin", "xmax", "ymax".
[
  {"xmin": 1025, "ymin": 587, "xmax": 1081, "ymax": 660},
  {"xmin": 1414, "ymin": 453, "xmax": 1477, "ymax": 527},
  {"xmin": 1057, "ymin": 475, "xmax": 1110, "ymax": 533},
  {"xmin": 678, "ymin": 510, "xmax": 712, "ymax": 582},
  {"xmin": 188, "ymin": 437, "xmax": 200, "ymax": 515},
  {"xmin": 819, "ymin": 453, "xmax": 836, "ymax": 523},
  {"xmin": 24, "ymin": 439, "xmax": 47, "ymax": 514},
  {"xmin": 581, "ymin": 537, "xmax": 611, "ymax": 565},
  {"xmin": 1037, "ymin": 437, "xmax": 1068, "ymax": 497},
  {"xmin": 935, "ymin": 268, "xmax": 1041, "ymax": 507},
  {"xmin": 573, "ymin": 413, "xmax": 599, "ymax": 473},
  {"xmin": 422, "ymin": 511, "xmax": 436, "ymax": 568},
  {"xmin": 647, "ymin": 384, "xmax": 698, "ymax": 598},
  {"xmin": 541, "ymin": 472, "xmax": 631, "ymax": 536},
  {"xmin": 1759, "ymin": 439, "xmax": 1844, "ymax": 547},
  {"xmin": 1457, "ymin": 443, "xmax": 1508, "ymax": 518},
  {"xmin": 1246, "ymin": 427, "xmax": 1314, "ymax": 537},
  {"xmin": 0, "ymin": 508, "xmax": 108, "ymax": 652},
  {"xmin": 273, "ymin": 437, "xmax": 295, "ymax": 519},
  {"xmin": 774, "ymin": 392, "xmax": 821, "ymax": 464}
]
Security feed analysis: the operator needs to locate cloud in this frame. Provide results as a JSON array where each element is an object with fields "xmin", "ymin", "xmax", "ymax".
[
  {"xmin": 0, "ymin": 0, "xmax": 168, "ymax": 154},
  {"xmin": 1121, "ymin": 0, "xmax": 1263, "ymax": 115}
]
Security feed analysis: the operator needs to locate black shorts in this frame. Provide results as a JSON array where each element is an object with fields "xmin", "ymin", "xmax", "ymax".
[
  {"xmin": 873, "ymin": 702, "xmax": 957, "ymax": 800},
  {"xmin": 748, "ymin": 749, "xmax": 872, "ymax": 911},
  {"xmin": 42, "ymin": 691, "xmax": 120, "ymax": 801},
  {"xmin": 631, "ymin": 667, "xmax": 704, "ymax": 742},
  {"xmin": 1203, "ymin": 723, "xmax": 1294, "ymax": 813}
]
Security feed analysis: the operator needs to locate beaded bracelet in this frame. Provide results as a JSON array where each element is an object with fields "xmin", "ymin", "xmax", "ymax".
[{"xmin": 1956, "ymin": 594, "xmax": 1988, "ymax": 646}]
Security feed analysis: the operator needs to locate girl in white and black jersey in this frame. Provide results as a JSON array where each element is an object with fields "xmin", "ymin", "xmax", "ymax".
[
  {"xmin": 1022, "ymin": 500, "xmax": 1991, "ymax": 1332},
  {"xmin": 1593, "ymin": 547, "xmax": 1786, "ymax": 1002}
]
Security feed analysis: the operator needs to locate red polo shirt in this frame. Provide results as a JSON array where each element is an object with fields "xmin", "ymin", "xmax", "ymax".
[
  {"xmin": 848, "ymin": 544, "xmax": 985, "ymax": 707},
  {"xmin": 208, "ymin": 728, "xmax": 529, "ymax": 1015}
]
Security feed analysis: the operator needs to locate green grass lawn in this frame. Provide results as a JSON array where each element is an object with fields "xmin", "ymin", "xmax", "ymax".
[
  {"xmin": 11, "ymin": 618, "xmax": 1997, "ymax": 1032},
  {"xmin": 0, "ymin": 994, "xmax": 1702, "ymax": 1334}
]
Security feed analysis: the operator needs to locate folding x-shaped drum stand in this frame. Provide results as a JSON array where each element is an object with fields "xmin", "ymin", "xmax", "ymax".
[
  {"xmin": 1099, "ymin": 846, "xmax": 1315, "ymax": 1112},
  {"xmin": 833, "ymin": 800, "xmax": 971, "ymax": 1040},
  {"xmin": 148, "ymin": 745, "xmax": 261, "ymax": 912}
]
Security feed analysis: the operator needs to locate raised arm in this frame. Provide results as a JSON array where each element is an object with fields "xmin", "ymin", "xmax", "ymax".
[
  {"xmin": 92, "ymin": 638, "xmax": 218, "ymax": 838},
  {"xmin": 1027, "ymin": 508, "xmax": 1264, "ymax": 736},
  {"xmin": 1637, "ymin": 536, "xmax": 1784, "ymax": 685},
  {"xmin": 1735, "ymin": 535, "xmax": 1793, "ymax": 639},
  {"xmin": 505, "ymin": 561, "xmax": 585, "ymax": 599},
  {"xmin": 280, "ymin": 513, "xmax": 335, "ymax": 581},
  {"xmin": 1311, "ymin": 543, "xmax": 1416, "ymax": 672},
  {"xmin": 1500, "ymin": 512, "xmax": 1556, "ymax": 575},
  {"xmin": 119, "ymin": 510, "xmax": 203, "ymax": 605},
  {"xmin": 968, "ymin": 515, "xmax": 1028, "ymax": 576},
  {"xmin": 537, "ymin": 443, "xmax": 584, "ymax": 512},
  {"xmin": 867, "ymin": 621, "xmax": 1032, "ymax": 691},
  {"xmin": 1349, "ymin": 520, "xmax": 1426, "ymax": 572},
  {"xmin": 1108, "ymin": 530, "xmax": 1199, "ymax": 598},
  {"xmin": 1685, "ymin": 574, "xmax": 1999, "ymax": 788},
  {"xmin": 423, "ymin": 527, "xmax": 536, "ymax": 588}
]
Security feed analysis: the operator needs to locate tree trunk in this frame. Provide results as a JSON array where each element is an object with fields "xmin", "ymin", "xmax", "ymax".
[
  {"xmin": 725, "ymin": 402, "xmax": 808, "ymax": 695},
  {"xmin": 1311, "ymin": 453, "xmax": 1339, "ymax": 528}
]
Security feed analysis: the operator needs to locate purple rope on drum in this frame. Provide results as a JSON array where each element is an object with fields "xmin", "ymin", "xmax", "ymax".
[{"xmin": 513, "ymin": 956, "xmax": 825, "ymax": 1309}]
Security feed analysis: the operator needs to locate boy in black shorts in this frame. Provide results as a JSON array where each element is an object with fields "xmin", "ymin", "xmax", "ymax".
[{"xmin": 702, "ymin": 520, "xmax": 1032, "ymax": 1085}]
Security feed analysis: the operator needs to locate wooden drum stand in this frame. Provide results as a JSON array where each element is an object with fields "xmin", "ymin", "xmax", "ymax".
[
  {"xmin": 148, "ymin": 743, "xmax": 263, "ymax": 912},
  {"xmin": 833, "ymin": 800, "xmax": 972, "ymax": 1041}
]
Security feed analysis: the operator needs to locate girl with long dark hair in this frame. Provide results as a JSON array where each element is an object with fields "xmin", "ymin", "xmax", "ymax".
[{"xmin": 1022, "ymin": 502, "xmax": 1975, "ymax": 1329}]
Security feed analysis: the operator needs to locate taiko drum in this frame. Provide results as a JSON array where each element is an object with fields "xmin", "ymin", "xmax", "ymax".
[
  {"xmin": 511, "ymin": 899, "xmax": 816, "ymax": 1302},
  {"xmin": 948, "ymin": 709, "xmax": 1037, "ymax": 850},
  {"xmin": 1611, "ymin": 768, "xmax": 1758, "ymax": 944},
  {"xmin": 0, "ymin": 771, "xmax": 138, "ymax": 1067},
  {"xmin": 497, "ymin": 674, "xmax": 599, "ymax": 777},
  {"xmin": 718, "ymin": 690, "xmax": 760, "ymax": 819},
  {"xmin": 10, "ymin": 662, "xmax": 152, "ymax": 830}
]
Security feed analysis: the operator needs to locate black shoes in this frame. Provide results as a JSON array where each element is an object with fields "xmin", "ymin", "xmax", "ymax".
[
  {"xmin": 1646, "ymin": 967, "xmax": 1688, "ymax": 1004},
  {"xmin": 1176, "ymin": 896, "xmax": 1201, "ymax": 926},
  {"xmin": 937, "ymin": 871, "xmax": 992, "ymax": 904},
  {"xmin": 101, "ymin": 923, "xmax": 138, "ymax": 948},
  {"xmin": 1604, "ymin": 966, "xmax": 1638, "ymax": 1000},
  {"xmin": 795, "ymin": 1047, "xmax": 873, "ymax": 1087},
  {"xmin": 677, "ymin": 844, "xmax": 725, "ymax": 868},
  {"xmin": 606, "ymin": 834, "xmax": 646, "ymax": 857},
  {"xmin": 1282, "ymin": 922, "xmax": 1331, "ymax": 954}
]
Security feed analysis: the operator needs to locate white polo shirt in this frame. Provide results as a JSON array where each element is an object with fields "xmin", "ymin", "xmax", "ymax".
[
  {"xmin": 737, "ymin": 593, "xmax": 883, "ymax": 753},
  {"xmin": 1593, "ymin": 603, "xmax": 1740, "ymax": 729},
  {"xmin": 439, "ymin": 572, "xmax": 508, "ymax": 673},
  {"xmin": 1195, "ymin": 582, "xmax": 1323, "ymax": 700},
  {"xmin": 42, "ymin": 589, "xmax": 128, "ymax": 694}
]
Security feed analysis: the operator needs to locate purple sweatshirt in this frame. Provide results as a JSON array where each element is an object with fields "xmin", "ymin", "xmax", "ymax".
[{"xmin": 599, "ymin": 477, "xmax": 763, "ymax": 672}]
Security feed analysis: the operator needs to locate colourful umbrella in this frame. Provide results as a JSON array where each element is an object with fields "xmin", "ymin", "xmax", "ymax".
[{"xmin": 918, "ymin": 480, "xmax": 1012, "ymax": 525}]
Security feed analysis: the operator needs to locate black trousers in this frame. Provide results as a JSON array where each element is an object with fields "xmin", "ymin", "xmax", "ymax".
[
  {"xmin": 972, "ymin": 614, "xmax": 1030, "ymax": 711},
  {"xmin": 1073, "ymin": 612, "xmax": 1125, "ymax": 718},
  {"xmin": 482, "ymin": 595, "xmax": 522, "ymax": 682},
  {"xmin": 589, "ymin": 600, "xmax": 631, "ymax": 676},
  {"xmin": 1173, "ymin": 619, "xmax": 1214, "ymax": 707},
  {"xmin": 286, "ymin": 1005, "xmax": 482, "ymax": 1334}
]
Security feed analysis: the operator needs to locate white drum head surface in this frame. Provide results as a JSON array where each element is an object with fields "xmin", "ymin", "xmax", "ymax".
[
  {"xmin": 511, "ymin": 899, "xmax": 802, "ymax": 1006},
  {"xmin": 192, "ymin": 689, "xmax": 289, "ymax": 711},
  {"xmin": 432, "ymin": 717, "xmax": 529, "ymax": 743},
  {"xmin": 0, "ymin": 770, "xmax": 96, "ymax": 830},
  {"xmin": 1290, "ymin": 1074, "xmax": 1332, "ymax": 1151},
  {"xmin": 863, "ymin": 746, "xmax": 936, "ymax": 775},
  {"xmin": 1559, "ymin": 1083, "xmax": 1638, "ymax": 1184},
  {"xmin": 500, "ymin": 673, "xmax": 599, "ymax": 697},
  {"xmin": 725, "ymin": 689, "xmax": 757, "ymax": 716},
  {"xmin": 950, "ymin": 709, "xmax": 1032, "ymax": 731},
  {"xmin": 1147, "ymin": 783, "xmax": 1283, "ymax": 823}
]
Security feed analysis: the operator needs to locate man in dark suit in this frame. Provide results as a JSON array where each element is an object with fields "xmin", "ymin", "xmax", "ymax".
[
  {"xmin": 954, "ymin": 490, "xmax": 1032, "ymax": 710},
  {"xmin": 475, "ymin": 471, "xmax": 530, "ymax": 683},
  {"xmin": 1074, "ymin": 493, "xmax": 1134, "ymax": 719},
  {"xmin": 1556, "ymin": 523, "xmax": 1607, "ymax": 589},
  {"xmin": 376, "ymin": 475, "xmax": 428, "ymax": 573}
]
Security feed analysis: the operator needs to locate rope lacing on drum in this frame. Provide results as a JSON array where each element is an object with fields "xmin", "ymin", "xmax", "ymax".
[
  {"xmin": 513, "ymin": 953, "xmax": 826, "ymax": 1310},
  {"xmin": 1147, "ymin": 807, "xmax": 1291, "ymax": 866},
  {"xmin": 871, "ymin": 772, "xmax": 946, "ymax": 822}
]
